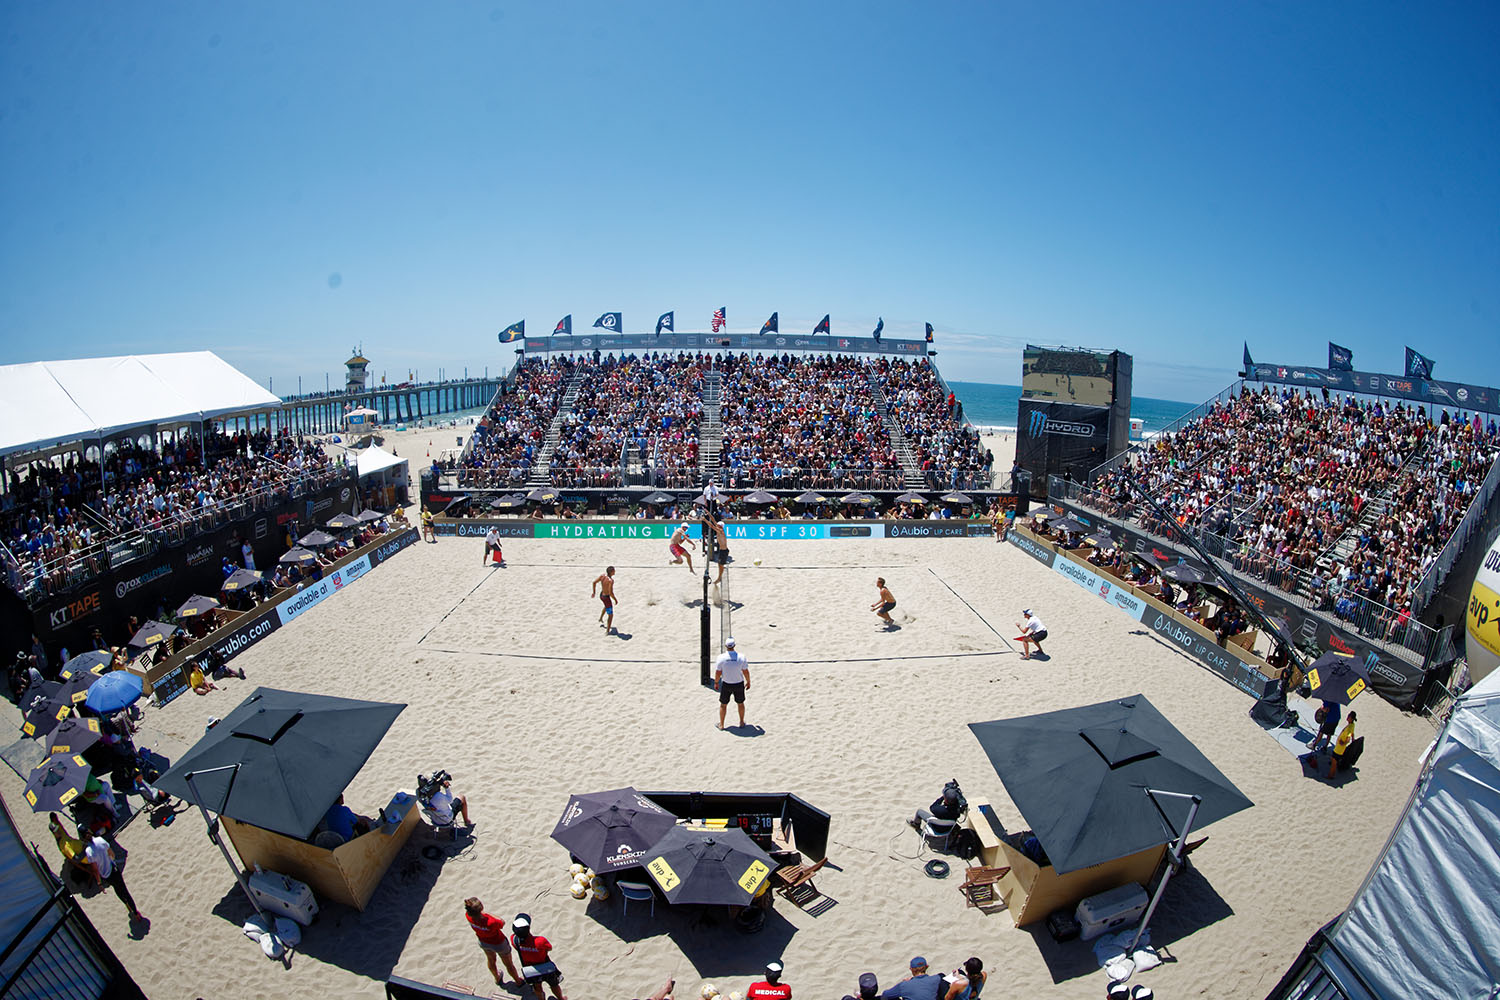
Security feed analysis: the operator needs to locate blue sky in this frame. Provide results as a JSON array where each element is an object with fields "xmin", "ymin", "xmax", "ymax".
[{"xmin": 1, "ymin": 2, "xmax": 1497, "ymax": 402}]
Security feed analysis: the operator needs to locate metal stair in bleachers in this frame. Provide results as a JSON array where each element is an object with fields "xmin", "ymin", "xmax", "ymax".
[
  {"xmin": 1311, "ymin": 436, "xmax": 1432, "ymax": 589},
  {"xmin": 526, "ymin": 368, "xmax": 585, "ymax": 487},
  {"xmin": 698, "ymin": 370, "xmax": 723, "ymax": 485},
  {"xmin": 866, "ymin": 371, "xmax": 925, "ymax": 488}
]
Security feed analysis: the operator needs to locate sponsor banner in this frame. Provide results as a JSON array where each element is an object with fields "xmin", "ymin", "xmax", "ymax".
[
  {"xmin": 210, "ymin": 607, "xmax": 281, "ymax": 663},
  {"xmin": 368, "ymin": 528, "xmax": 420, "ymax": 566},
  {"xmin": 1007, "ymin": 531, "xmax": 1058, "ymax": 568},
  {"xmin": 1140, "ymin": 606, "xmax": 1273, "ymax": 698},
  {"xmin": 1248, "ymin": 363, "xmax": 1500, "ymax": 415},
  {"xmin": 435, "ymin": 519, "xmax": 993, "ymax": 541},
  {"xmin": 1048, "ymin": 495, "xmax": 1429, "ymax": 706},
  {"xmin": 114, "ymin": 563, "xmax": 172, "ymax": 600},
  {"xmin": 275, "ymin": 555, "xmax": 370, "ymax": 625},
  {"xmin": 185, "ymin": 543, "xmax": 217, "ymax": 567},
  {"xmin": 1049, "ymin": 554, "xmax": 1147, "ymax": 623},
  {"xmin": 521, "ymin": 332, "xmax": 924, "ymax": 357},
  {"xmin": 44, "ymin": 589, "xmax": 104, "ymax": 630}
]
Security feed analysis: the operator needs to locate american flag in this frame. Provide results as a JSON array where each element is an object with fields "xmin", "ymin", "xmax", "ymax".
[{"xmin": 711, "ymin": 307, "xmax": 726, "ymax": 333}]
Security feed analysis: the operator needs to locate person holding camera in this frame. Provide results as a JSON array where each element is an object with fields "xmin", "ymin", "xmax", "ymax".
[
  {"xmin": 908, "ymin": 780, "xmax": 965, "ymax": 831},
  {"xmin": 423, "ymin": 773, "xmax": 472, "ymax": 829}
]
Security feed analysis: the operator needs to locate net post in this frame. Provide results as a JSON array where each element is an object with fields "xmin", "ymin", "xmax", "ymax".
[{"xmin": 700, "ymin": 499, "xmax": 715, "ymax": 688}]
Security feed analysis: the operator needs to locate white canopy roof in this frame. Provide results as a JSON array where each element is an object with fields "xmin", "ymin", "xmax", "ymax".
[
  {"xmin": 355, "ymin": 445, "xmax": 407, "ymax": 478},
  {"xmin": 0, "ymin": 352, "xmax": 280, "ymax": 459}
]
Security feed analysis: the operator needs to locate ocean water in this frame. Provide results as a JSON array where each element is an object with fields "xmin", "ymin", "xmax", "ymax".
[{"xmin": 947, "ymin": 381, "xmax": 1197, "ymax": 433}]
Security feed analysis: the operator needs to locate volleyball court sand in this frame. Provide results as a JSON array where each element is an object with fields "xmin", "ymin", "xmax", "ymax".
[{"xmin": 0, "ymin": 534, "xmax": 1435, "ymax": 1000}]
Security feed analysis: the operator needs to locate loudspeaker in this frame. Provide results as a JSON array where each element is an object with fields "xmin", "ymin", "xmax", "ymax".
[{"xmin": 1015, "ymin": 488, "xmax": 1030, "ymax": 516}]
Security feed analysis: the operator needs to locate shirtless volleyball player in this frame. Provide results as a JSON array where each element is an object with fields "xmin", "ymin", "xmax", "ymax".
[
  {"xmin": 872, "ymin": 578, "xmax": 897, "ymax": 626},
  {"xmin": 592, "ymin": 566, "xmax": 617, "ymax": 632},
  {"xmin": 668, "ymin": 522, "xmax": 696, "ymax": 571}
]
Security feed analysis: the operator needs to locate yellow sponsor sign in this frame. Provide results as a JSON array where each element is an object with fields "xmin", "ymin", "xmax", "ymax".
[
  {"xmin": 1470, "ymin": 580, "xmax": 1500, "ymax": 659},
  {"xmin": 647, "ymin": 857, "xmax": 680, "ymax": 892},
  {"xmin": 1345, "ymin": 678, "xmax": 1366, "ymax": 701},
  {"xmin": 738, "ymin": 859, "xmax": 770, "ymax": 894},
  {"xmin": 1307, "ymin": 667, "xmax": 1321, "ymax": 692}
]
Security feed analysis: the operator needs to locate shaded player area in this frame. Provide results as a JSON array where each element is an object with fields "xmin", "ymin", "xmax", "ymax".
[{"xmin": 418, "ymin": 541, "xmax": 1010, "ymax": 665}]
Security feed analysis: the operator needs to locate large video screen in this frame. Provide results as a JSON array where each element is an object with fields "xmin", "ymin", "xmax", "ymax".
[{"xmin": 1022, "ymin": 345, "xmax": 1116, "ymax": 407}]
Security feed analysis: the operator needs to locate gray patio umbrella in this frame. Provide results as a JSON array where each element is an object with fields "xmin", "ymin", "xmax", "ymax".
[
  {"xmin": 127, "ymin": 620, "xmax": 175, "ymax": 648},
  {"xmin": 968, "ymin": 694, "xmax": 1252, "ymax": 874},
  {"xmin": 642, "ymin": 491, "xmax": 677, "ymax": 506},
  {"xmin": 1305, "ymin": 651, "xmax": 1369, "ymax": 705},
  {"xmin": 279, "ymin": 547, "xmax": 318, "ymax": 566},
  {"xmin": 221, "ymin": 568, "xmax": 263, "ymax": 592},
  {"xmin": 156, "ymin": 687, "xmax": 406, "ymax": 839},
  {"xmin": 1160, "ymin": 563, "xmax": 1209, "ymax": 585},
  {"xmin": 326, "ymin": 513, "xmax": 361, "ymax": 529},
  {"xmin": 59, "ymin": 650, "xmax": 113, "ymax": 681},
  {"xmin": 840, "ymin": 492, "xmax": 876, "ymax": 505},
  {"xmin": 743, "ymin": 490, "xmax": 778, "ymax": 505},
  {"xmin": 939, "ymin": 491, "xmax": 972, "ymax": 505},
  {"xmin": 640, "ymin": 825, "xmax": 778, "ymax": 906},
  {"xmin": 895, "ymin": 491, "xmax": 928, "ymax": 504},
  {"xmin": 526, "ymin": 488, "xmax": 559, "ymax": 504},
  {"xmin": 1083, "ymin": 532, "xmax": 1116, "ymax": 550},
  {"xmin": 298, "ymin": 530, "xmax": 339, "ymax": 548},
  {"xmin": 795, "ymin": 491, "xmax": 828, "ymax": 504},
  {"xmin": 550, "ymin": 787, "xmax": 678, "ymax": 873},
  {"xmin": 176, "ymin": 594, "xmax": 222, "ymax": 618},
  {"xmin": 1051, "ymin": 516, "xmax": 1090, "ymax": 534},
  {"xmin": 489, "ymin": 495, "xmax": 526, "ymax": 510},
  {"xmin": 355, "ymin": 508, "xmax": 386, "ymax": 523}
]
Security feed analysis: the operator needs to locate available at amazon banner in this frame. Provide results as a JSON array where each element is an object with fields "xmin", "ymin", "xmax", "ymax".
[{"xmin": 1048, "ymin": 497, "xmax": 1430, "ymax": 707}]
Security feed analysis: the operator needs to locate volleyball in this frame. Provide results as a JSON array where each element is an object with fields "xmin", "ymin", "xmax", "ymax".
[
  {"xmin": 569, "ymin": 882, "xmax": 588, "ymax": 899},
  {"xmin": 753, "ymin": 558, "xmax": 762, "ymax": 566}
]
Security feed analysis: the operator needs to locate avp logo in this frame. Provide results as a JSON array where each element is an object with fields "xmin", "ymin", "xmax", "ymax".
[
  {"xmin": 1027, "ymin": 411, "xmax": 1095, "ymax": 437},
  {"xmin": 600, "ymin": 314, "xmax": 617, "ymax": 328}
]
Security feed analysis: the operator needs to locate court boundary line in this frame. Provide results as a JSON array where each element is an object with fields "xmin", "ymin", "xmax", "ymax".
[
  {"xmin": 927, "ymin": 567, "xmax": 1017, "ymax": 654},
  {"xmin": 419, "ymin": 646, "xmax": 1011, "ymax": 666},
  {"xmin": 417, "ymin": 569, "xmax": 501, "ymax": 645}
]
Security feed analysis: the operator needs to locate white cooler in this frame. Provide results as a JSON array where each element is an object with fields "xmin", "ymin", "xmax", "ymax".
[
  {"xmin": 1075, "ymin": 882, "xmax": 1148, "ymax": 940},
  {"xmin": 247, "ymin": 867, "xmax": 319, "ymax": 927}
]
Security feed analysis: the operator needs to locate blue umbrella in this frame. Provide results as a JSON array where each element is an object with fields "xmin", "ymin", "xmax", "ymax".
[{"xmin": 84, "ymin": 672, "xmax": 145, "ymax": 714}]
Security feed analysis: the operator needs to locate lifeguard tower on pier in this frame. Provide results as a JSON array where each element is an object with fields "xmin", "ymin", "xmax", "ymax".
[{"xmin": 345, "ymin": 349, "xmax": 370, "ymax": 394}]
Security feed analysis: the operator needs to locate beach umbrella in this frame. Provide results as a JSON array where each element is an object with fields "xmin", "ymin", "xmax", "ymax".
[
  {"xmin": 24, "ymin": 753, "xmax": 93, "ymax": 812},
  {"xmin": 795, "ymin": 491, "xmax": 827, "ymax": 505},
  {"xmin": 1161, "ymin": 563, "xmax": 1210, "ymax": 585},
  {"xmin": 47, "ymin": 716, "xmax": 103, "ymax": 756},
  {"xmin": 20, "ymin": 683, "xmax": 72, "ymax": 739},
  {"xmin": 59, "ymin": 650, "xmax": 112, "ymax": 681},
  {"xmin": 1083, "ymin": 532, "xmax": 1116, "ymax": 550},
  {"xmin": 298, "ymin": 530, "xmax": 338, "ymax": 548},
  {"xmin": 326, "ymin": 513, "xmax": 361, "ymax": 529},
  {"xmin": 968, "ymin": 694, "xmax": 1253, "ymax": 874},
  {"xmin": 489, "ymin": 495, "xmax": 526, "ymax": 510},
  {"xmin": 156, "ymin": 687, "xmax": 406, "ymax": 839},
  {"xmin": 640, "ymin": 825, "xmax": 778, "ymax": 906},
  {"xmin": 279, "ymin": 547, "xmax": 318, "ymax": 566},
  {"xmin": 742, "ymin": 490, "xmax": 778, "ymax": 505},
  {"xmin": 895, "ymin": 491, "xmax": 927, "ymax": 504},
  {"xmin": 642, "ymin": 491, "xmax": 676, "ymax": 506},
  {"xmin": 550, "ymin": 787, "xmax": 678, "ymax": 873},
  {"xmin": 128, "ymin": 620, "xmax": 174, "ymax": 649},
  {"xmin": 1030, "ymin": 507, "xmax": 1055, "ymax": 519},
  {"xmin": 176, "ymin": 594, "xmax": 221, "ymax": 618},
  {"xmin": 1051, "ymin": 516, "xmax": 1090, "ymax": 534},
  {"xmin": 221, "ymin": 568, "xmax": 263, "ymax": 593},
  {"xmin": 840, "ymin": 492, "xmax": 876, "ymax": 505},
  {"xmin": 56, "ymin": 669, "xmax": 101, "ymax": 707},
  {"xmin": 356, "ymin": 508, "xmax": 386, "ymax": 523},
  {"xmin": 940, "ymin": 491, "xmax": 972, "ymax": 505},
  {"xmin": 1305, "ymin": 651, "xmax": 1369, "ymax": 706},
  {"xmin": 84, "ymin": 672, "xmax": 145, "ymax": 715},
  {"xmin": 526, "ymin": 488, "xmax": 559, "ymax": 504},
  {"xmin": 1133, "ymin": 549, "xmax": 1166, "ymax": 569}
]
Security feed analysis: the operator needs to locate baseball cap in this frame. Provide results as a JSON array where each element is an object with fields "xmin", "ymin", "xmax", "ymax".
[
  {"xmin": 909, "ymin": 957, "xmax": 927, "ymax": 970},
  {"xmin": 1022, "ymin": 608, "xmax": 1032, "ymax": 616},
  {"xmin": 725, "ymin": 637, "xmax": 736, "ymax": 647},
  {"xmin": 858, "ymin": 972, "xmax": 879, "ymax": 995},
  {"xmin": 766, "ymin": 962, "xmax": 783, "ymax": 975},
  {"xmin": 512, "ymin": 913, "xmax": 530, "ymax": 929}
]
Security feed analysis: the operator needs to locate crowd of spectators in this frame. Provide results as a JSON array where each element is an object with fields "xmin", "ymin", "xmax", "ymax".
[
  {"xmin": 456, "ymin": 358, "xmax": 575, "ymax": 488},
  {"xmin": 3, "ymin": 429, "xmax": 341, "ymax": 601},
  {"xmin": 873, "ymin": 358, "xmax": 993, "ymax": 489},
  {"xmin": 719, "ymin": 353, "xmax": 903, "ymax": 490},
  {"xmin": 1081, "ymin": 385, "xmax": 1500, "ymax": 616},
  {"xmin": 552, "ymin": 355, "xmax": 703, "ymax": 488}
]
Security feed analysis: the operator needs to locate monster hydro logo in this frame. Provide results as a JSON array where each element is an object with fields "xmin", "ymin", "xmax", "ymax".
[
  {"xmin": 1467, "ymin": 534, "xmax": 1500, "ymax": 683},
  {"xmin": 1027, "ymin": 410, "xmax": 1095, "ymax": 438}
]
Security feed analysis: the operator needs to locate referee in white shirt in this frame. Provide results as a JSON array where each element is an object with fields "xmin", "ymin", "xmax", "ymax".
[{"xmin": 713, "ymin": 637, "xmax": 751, "ymax": 730}]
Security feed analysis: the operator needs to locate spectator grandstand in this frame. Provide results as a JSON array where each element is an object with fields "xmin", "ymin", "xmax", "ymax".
[
  {"xmin": 456, "ymin": 358, "xmax": 575, "ymax": 488},
  {"xmin": 874, "ymin": 357, "xmax": 993, "ymax": 490},
  {"xmin": 554, "ymin": 356, "xmax": 702, "ymax": 488}
]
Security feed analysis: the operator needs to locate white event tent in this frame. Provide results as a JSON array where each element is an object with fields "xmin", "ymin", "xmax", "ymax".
[{"xmin": 0, "ymin": 352, "xmax": 280, "ymax": 459}]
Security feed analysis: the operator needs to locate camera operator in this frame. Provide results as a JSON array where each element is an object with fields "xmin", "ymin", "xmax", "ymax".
[
  {"xmin": 907, "ymin": 780, "xmax": 965, "ymax": 831},
  {"xmin": 421, "ymin": 772, "xmax": 472, "ymax": 829}
]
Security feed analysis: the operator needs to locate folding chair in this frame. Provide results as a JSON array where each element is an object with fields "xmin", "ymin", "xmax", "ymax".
[
  {"xmin": 772, "ymin": 857, "xmax": 827, "ymax": 907},
  {"xmin": 617, "ymin": 880, "xmax": 655, "ymax": 918},
  {"xmin": 958, "ymin": 865, "xmax": 1011, "ymax": 908},
  {"xmin": 921, "ymin": 817, "xmax": 958, "ymax": 852}
]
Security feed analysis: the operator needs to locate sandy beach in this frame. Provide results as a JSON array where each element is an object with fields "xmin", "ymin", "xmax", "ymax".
[{"xmin": 0, "ymin": 527, "xmax": 1435, "ymax": 1000}]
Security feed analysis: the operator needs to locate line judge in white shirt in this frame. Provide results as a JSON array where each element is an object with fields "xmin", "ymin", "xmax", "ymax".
[{"xmin": 713, "ymin": 637, "xmax": 751, "ymax": 731}]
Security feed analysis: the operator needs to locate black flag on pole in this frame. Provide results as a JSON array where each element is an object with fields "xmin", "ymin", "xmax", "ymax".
[
  {"xmin": 759, "ymin": 312, "xmax": 778, "ymax": 335},
  {"xmin": 499, "ymin": 320, "xmax": 525, "ymax": 343}
]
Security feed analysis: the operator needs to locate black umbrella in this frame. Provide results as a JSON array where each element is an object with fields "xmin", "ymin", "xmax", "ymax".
[
  {"xmin": 20, "ymin": 683, "xmax": 72, "ymax": 739},
  {"xmin": 489, "ymin": 495, "xmax": 526, "ymax": 510},
  {"xmin": 298, "ymin": 530, "xmax": 339, "ymax": 548},
  {"xmin": 743, "ymin": 490, "xmax": 778, "ymax": 505},
  {"xmin": 642, "ymin": 491, "xmax": 677, "ymax": 506},
  {"xmin": 1161, "ymin": 563, "xmax": 1210, "ymax": 585},
  {"xmin": 56, "ymin": 669, "xmax": 101, "ymax": 707},
  {"xmin": 221, "ymin": 568, "xmax": 263, "ymax": 592},
  {"xmin": 177, "ymin": 594, "xmax": 222, "ymax": 618},
  {"xmin": 24, "ymin": 753, "xmax": 93, "ymax": 812},
  {"xmin": 1133, "ymin": 549, "xmax": 1166, "ymax": 569},
  {"xmin": 59, "ymin": 650, "xmax": 113, "ymax": 681},
  {"xmin": 895, "ymin": 491, "xmax": 927, "ymax": 504},
  {"xmin": 356, "ymin": 508, "xmax": 386, "ymax": 523},
  {"xmin": 1083, "ymin": 532, "xmax": 1116, "ymax": 550},
  {"xmin": 550, "ymin": 787, "xmax": 678, "ymax": 873},
  {"xmin": 527, "ymin": 488, "xmax": 559, "ymax": 504},
  {"xmin": 326, "ymin": 513, "xmax": 361, "ymax": 529},
  {"xmin": 48, "ymin": 716, "xmax": 103, "ymax": 756},
  {"xmin": 279, "ymin": 547, "xmax": 318, "ymax": 566},
  {"xmin": 640, "ymin": 825, "xmax": 778, "ymax": 906},
  {"xmin": 128, "ymin": 620, "xmax": 174, "ymax": 648},
  {"xmin": 795, "ymin": 491, "xmax": 827, "ymax": 504},
  {"xmin": 1051, "ymin": 516, "xmax": 1090, "ymax": 534},
  {"xmin": 840, "ymin": 492, "xmax": 876, "ymax": 505},
  {"xmin": 1305, "ymin": 651, "xmax": 1369, "ymax": 705},
  {"xmin": 940, "ymin": 491, "xmax": 972, "ymax": 505},
  {"xmin": 155, "ymin": 687, "xmax": 406, "ymax": 839},
  {"xmin": 968, "ymin": 694, "xmax": 1253, "ymax": 873}
]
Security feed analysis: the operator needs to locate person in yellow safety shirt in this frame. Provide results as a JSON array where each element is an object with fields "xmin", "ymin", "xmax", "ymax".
[
  {"xmin": 421, "ymin": 507, "xmax": 435, "ymax": 542},
  {"xmin": 1328, "ymin": 710, "xmax": 1357, "ymax": 778}
]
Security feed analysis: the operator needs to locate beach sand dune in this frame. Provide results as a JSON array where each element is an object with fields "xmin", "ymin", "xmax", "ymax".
[{"xmin": 0, "ymin": 534, "xmax": 1433, "ymax": 999}]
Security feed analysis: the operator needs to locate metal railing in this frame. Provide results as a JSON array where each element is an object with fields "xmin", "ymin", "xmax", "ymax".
[
  {"xmin": 1051, "ymin": 476, "xmax": 1447, "ymax": 667},
  {"xmin": 1412, "ymin": 448, "xmax": 1500, "ymax": 609},
  {"xmin": 719, "ymin": 466, "xmax": 911, "ymax": 491}
]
